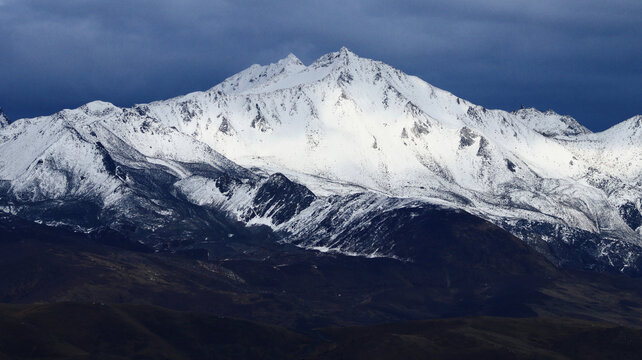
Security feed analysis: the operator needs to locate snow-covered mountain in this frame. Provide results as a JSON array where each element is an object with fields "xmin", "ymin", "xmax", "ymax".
[{"xmin": 0, "ymin": 47, "xmax": 640, "ymax": 274}]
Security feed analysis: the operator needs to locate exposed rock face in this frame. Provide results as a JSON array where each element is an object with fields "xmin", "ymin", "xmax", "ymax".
[{"xmin": 246, "ymin": 173, "xmax": 316, "ymax": 226}]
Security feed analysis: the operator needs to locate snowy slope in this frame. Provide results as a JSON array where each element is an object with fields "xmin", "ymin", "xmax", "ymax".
[
  {"xmin": 0, "ymin": 100, "xmax": 261, "ymax": 239},
  {"xmin": 0, "ymin": 48, "xmax": 640, "ymax": 273}
]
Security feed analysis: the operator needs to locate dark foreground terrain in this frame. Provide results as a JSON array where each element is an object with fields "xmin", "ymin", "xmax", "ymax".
[
  {"xmin": 1, "ymin": 302, "xmax": 642, "ymax": 360},
  {"xmin": 3, "ymin": 211, "xmax": 642, "ymax": 358}
]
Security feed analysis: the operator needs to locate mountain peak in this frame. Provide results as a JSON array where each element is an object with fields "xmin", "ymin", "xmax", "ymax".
[
  {"xmin": 333, "ymin": 46, "xmax": 359, "ymax": 62},
  {"xmin": 80, "ymin": 100, "xmax": 118, "ymax": 116},
  {"xmin": 0, "ymin": 107, "xmax": 9, "ymax": 127},
  {"xmin": 600, "ymin": 114, "xmax": 642, "ymax": 137},
  {"xmin": 214, "ymin": 53, "xmax": 306, "ymax": 94},
  {"xmin": 338, "ymin": 46, "xmax": 356, "ymax": 57},
  {"xmin": 310, "ymin": 46, "xmax": 361, "ymax": 70},
  {"xmin": 280, "ymin": 53, "xmax": 303, "ymax": 66}
]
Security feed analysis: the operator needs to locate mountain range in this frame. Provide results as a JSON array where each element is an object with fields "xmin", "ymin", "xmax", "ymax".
[{"xmin": 0, "ymin": 47, "xmax": 640, "ymax": 275}]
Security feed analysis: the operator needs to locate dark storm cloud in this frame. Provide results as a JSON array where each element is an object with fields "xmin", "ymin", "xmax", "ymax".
[{"xmin": 0, "ymin": 0, "xmax": 640, "ymax": 130}]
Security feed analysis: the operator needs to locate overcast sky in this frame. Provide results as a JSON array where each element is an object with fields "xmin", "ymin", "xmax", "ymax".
[{"xmin": 0, "ymin": 0, "xmax": 640, "ymax": 131}]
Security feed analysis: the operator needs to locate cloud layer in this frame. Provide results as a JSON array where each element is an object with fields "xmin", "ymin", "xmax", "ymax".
[{"xmin": 0, "ymin": 0, "xmax": 640, "ymax": 130}]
